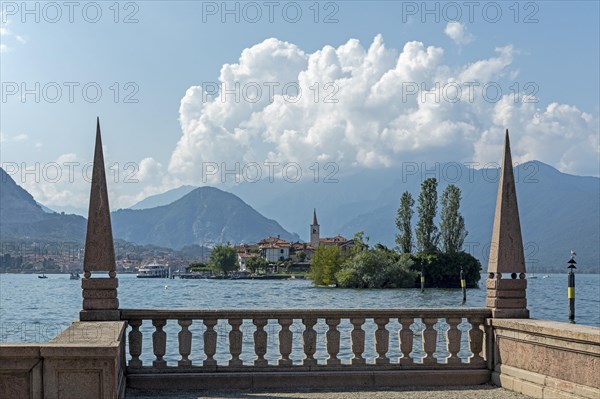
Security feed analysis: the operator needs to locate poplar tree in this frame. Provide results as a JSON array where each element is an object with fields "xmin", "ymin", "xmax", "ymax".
[
  {"xmin": 416, "ymin": 178, "xmax": 440, "ymax": 253},
  {"xmin": 440, "ymin": 184, "xmax": 468, "ymax": 254},
  {"xmin": 395, "ymin": 191, "xmax": 415, "ymax": 254}
]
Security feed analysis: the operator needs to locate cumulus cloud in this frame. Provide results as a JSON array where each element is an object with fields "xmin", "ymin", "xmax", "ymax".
[
  {"xmin": 475, "ymin": 100, "xmax": 599, "ymax": 175},
  {"xmin": 444, "ymin": 22, "xmax": 475, "ymax": 45},
  {"xmin": 168, "ymin": 35, "xmax": 599, "ymax": 182},
  {"xmin": 136, "ymin": 157, "xmax": 163, "ymax": 182}
]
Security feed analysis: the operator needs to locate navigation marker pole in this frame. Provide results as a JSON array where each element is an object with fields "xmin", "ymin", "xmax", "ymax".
[
  {"xmin": 567, "ymin": 251, "xmax": 577, "ymax": 324},
  {"xmin": 460, "ymin": 267, "xmax": 466, "ymax": 304}
]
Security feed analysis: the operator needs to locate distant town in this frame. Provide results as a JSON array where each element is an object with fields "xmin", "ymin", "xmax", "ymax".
[{"xmin": 0, "ymin": 209, "xmax": 353, "ymax": 277}]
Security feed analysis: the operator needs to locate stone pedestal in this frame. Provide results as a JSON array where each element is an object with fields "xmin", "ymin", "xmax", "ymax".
[
  {"xmin": 486, "ymin": 277, "xmax": 529, "ymax": 318},
  {"xmin": 80, "ymin": 278, "xmax": 120, "ymax": 321},
  {"xmin": 486, "ymin": 279, "xmax": 530, "ymax": 318}
]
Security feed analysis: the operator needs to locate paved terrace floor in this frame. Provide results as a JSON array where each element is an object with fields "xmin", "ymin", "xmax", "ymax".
[{"xmin": 127, "ymin": 385, "xmax": 529, "ymax": 399}]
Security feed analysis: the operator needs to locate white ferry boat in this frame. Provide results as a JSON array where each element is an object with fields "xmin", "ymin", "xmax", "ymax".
[{"xmin": 137, "ymin": 261, "xmax": 170, "ymax": 278}]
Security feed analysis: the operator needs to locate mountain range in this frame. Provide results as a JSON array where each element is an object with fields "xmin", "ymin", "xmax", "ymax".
[
  {"xmin": 0, "ymin": 168, "xmax": 86, "ymax": 242},
  {"xmin": 132, "ymin": 161, "xmax": 599, "ymax": 272},
  {"xmin": 111, "ymin": 186, "xmax": 299, "ymax": 248},
  {"xmin": 0, "ymin": 169, "xmax": 297, "ymax": 248},
  {"xmin": 129, "ymin": 185, "xmax": 197, "ymax": 210},
  {"xmin": 1, "ymin": 161, "xmax": 598, "ymax": 272}
]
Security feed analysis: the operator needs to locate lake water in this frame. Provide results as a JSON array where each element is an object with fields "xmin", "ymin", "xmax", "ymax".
[{"xmin": 1, "ymin": 273, "xmax": 599, "ymax": 345}]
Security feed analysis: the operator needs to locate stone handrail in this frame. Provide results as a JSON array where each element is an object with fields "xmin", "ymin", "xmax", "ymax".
[{"xmin": 120, "ymin": 308, "xmax": 491, "ymax": 372}]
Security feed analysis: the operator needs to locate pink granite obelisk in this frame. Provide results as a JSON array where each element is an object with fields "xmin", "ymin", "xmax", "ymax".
[
  {"xmin": 80, "ymin": 118, "xmax": 120, "ymax": 321},
  {"xmin": 486, "ymin": 129, "xmax": 529, "ymax": 318}
]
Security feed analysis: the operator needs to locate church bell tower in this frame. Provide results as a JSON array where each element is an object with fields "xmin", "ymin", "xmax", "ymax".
[{"xmin": 310, "ymin": 209, "xmax": 320, "ymax": 248}]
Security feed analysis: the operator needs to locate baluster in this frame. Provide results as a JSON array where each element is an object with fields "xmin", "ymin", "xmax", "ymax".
[
  {"xmin": 374, "ymin": 317, "xmax": 389, "ymax": 365},
  {"xmin": 253, "ymin": 318, "xmax": 268, "ymax": 366},
  {"xmin": 469, "ymin": 317, "xmax": 485, "ymax": 366},
  {"xmin": 325, "ymin": 318, "xmax": 341, "ymax": 365},
  {"xmin": 399, "ymin": 317, "xmax": 414, "ymax": 365},
  {"xmin": 229, "ymin": 319, "xmax": 243, "ymax": 367},
  {"xmin": 203, "ymin": 319, "xmax": 217, "ymax": 367},
  {"xmin": 446, "ymin": 317, "xmax": 462, "ymax": 365},
  {"xmin": 278, "ymin": 318, "xmax": 293, "ymax": 366},
  {"xmin": 128, "ymin": 319, "xmax": 143, "ymax": 368},
  {"xmin": 152, "ymin": 319, "xmax": 167, "ymax": 368},
  {"xmin": 350, "ymin": 317, "xmax": 366, "ymax": 365},
  {"xmin": 302, "ymin": 318, "xmax": 317, "ymax": 366},
  {"xmin": 177, "ymin": 319, "xmax": 192, "ymax": 367},
  {"xmin": 422, "ymin": 317, "xmax": 438, "ymax": 365}
]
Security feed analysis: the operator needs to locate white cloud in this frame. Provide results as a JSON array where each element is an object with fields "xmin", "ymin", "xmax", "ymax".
[
  {"xmin": 168, "ymin": 35, "xmax": 598, "ymax": 182},
  {"xmin": 137, "ymin": 157, "xmax": 163, "ymax": 182},
  {"xmin": 1, "ymin": 132, "xmax": 29, "ymax": 143},
  {"xmin": 444, "ymin": 22, "xmax": 475, "ymax": 45},
  {"xmin": 0, "ymin": 13, "xmax": 26, "ymax": 53},
  {"xmin": 16, "ymin": 151, "xmax": 171, "ymax": 212},
  {"xmin": 475, "ymin": 99, "xmax": 599, "ymax": 175},
  {"xmin": 13, "ymin": 134, "xmax": 28, "ymax": 142}
]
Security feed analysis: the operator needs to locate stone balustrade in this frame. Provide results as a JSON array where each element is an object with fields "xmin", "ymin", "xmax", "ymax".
[{"xmin": 120, "ymin": 308, "xmax": 491, "ymax": 373}]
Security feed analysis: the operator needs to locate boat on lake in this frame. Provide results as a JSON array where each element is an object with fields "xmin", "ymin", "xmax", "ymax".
[
  {"xmin": 70, "ymin": 272, "xmax": 80, "ymax": 280},
  {"xmin": 38, "ymin": 273, "xmax": 47, "ymax": 279},
  {"xmin": 137, "ymin": 261, "xmax": 170, "ymax": 278}
]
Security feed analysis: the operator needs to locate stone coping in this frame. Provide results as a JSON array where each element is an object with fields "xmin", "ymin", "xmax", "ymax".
[
  {"xmin": 120, "ymin": 308, "xmax": 492, "ymax": 320},
  {"xmin": 0, "ymin": 344, "xmax": 41, "ymax": 358},
  {"xmin": 50, "ymin": 321, "xmax": 126, "ymax": 345},
  {"xmin": 0, "ymin": 321, "xmax": 126, "ymax": 355},
  {"xmin": 488, "ymin": 318, "xmax": 600, "ymax": 344}
]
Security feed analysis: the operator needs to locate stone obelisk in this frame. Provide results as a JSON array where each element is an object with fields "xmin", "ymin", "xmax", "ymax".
[
  {"xmin": 486, "ymin": 129, "xmax": 529, "ymax": 318},
  {"xmin": 80, "ymin": 118, "xmax": 120, "ymax": 321}
]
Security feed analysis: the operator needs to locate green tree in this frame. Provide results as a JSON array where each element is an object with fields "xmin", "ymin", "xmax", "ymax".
[
  {"xmin": 208, "ymin": 244, "xmax": 239, "ymax": 276},
  {"xmin": 440, "ymin": 185, "xmax": 468, "ymax": 254},
  {"xmin": 310, "ymin": 245, "xmax": 342, "ymax": 286},
  {"xmin": 395, "ymin": 191, "xmax": 415, "ymax": 254},
  {"xmin": 350, "ymin": 231, "xmax": 369, "ymax": 256},
  {"xmin": 416, "ymin": 178, "xmax": 440, "ymax": 254},
  {"xmin": 336, "ymin": 247, "xmax": 416, "ymax": 289},
  {"xmin": 410, "ymin": 252, "xmax": 481, "ymax": 288}
]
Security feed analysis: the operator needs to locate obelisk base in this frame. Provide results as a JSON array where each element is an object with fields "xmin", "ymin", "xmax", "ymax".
[
  {"xmin": 486, "ymin": 277, "xmax": 529, "ymax": 319},
  {"xmin": 80, "ymin": 277, "xmax": 120, "ymax": 321}
]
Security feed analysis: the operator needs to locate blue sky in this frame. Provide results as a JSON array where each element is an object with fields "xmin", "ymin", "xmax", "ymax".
[{"xmin": 1, "ymin": 1, "xmax": 599, "ymax": 211}]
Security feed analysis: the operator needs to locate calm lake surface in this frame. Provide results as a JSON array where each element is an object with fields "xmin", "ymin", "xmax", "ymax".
[{"xmin": 1, "ymin": 273, "xmax": 599, "ymax": 345}]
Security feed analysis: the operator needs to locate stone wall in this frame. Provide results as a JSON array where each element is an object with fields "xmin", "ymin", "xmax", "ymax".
[
  {"xmin": 0, "ymin": 321, "xmax": 126, "ymax": 399},
  {"xmin": 489, "ymin": 319, "xmax": 600, "ymax": 399}
]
